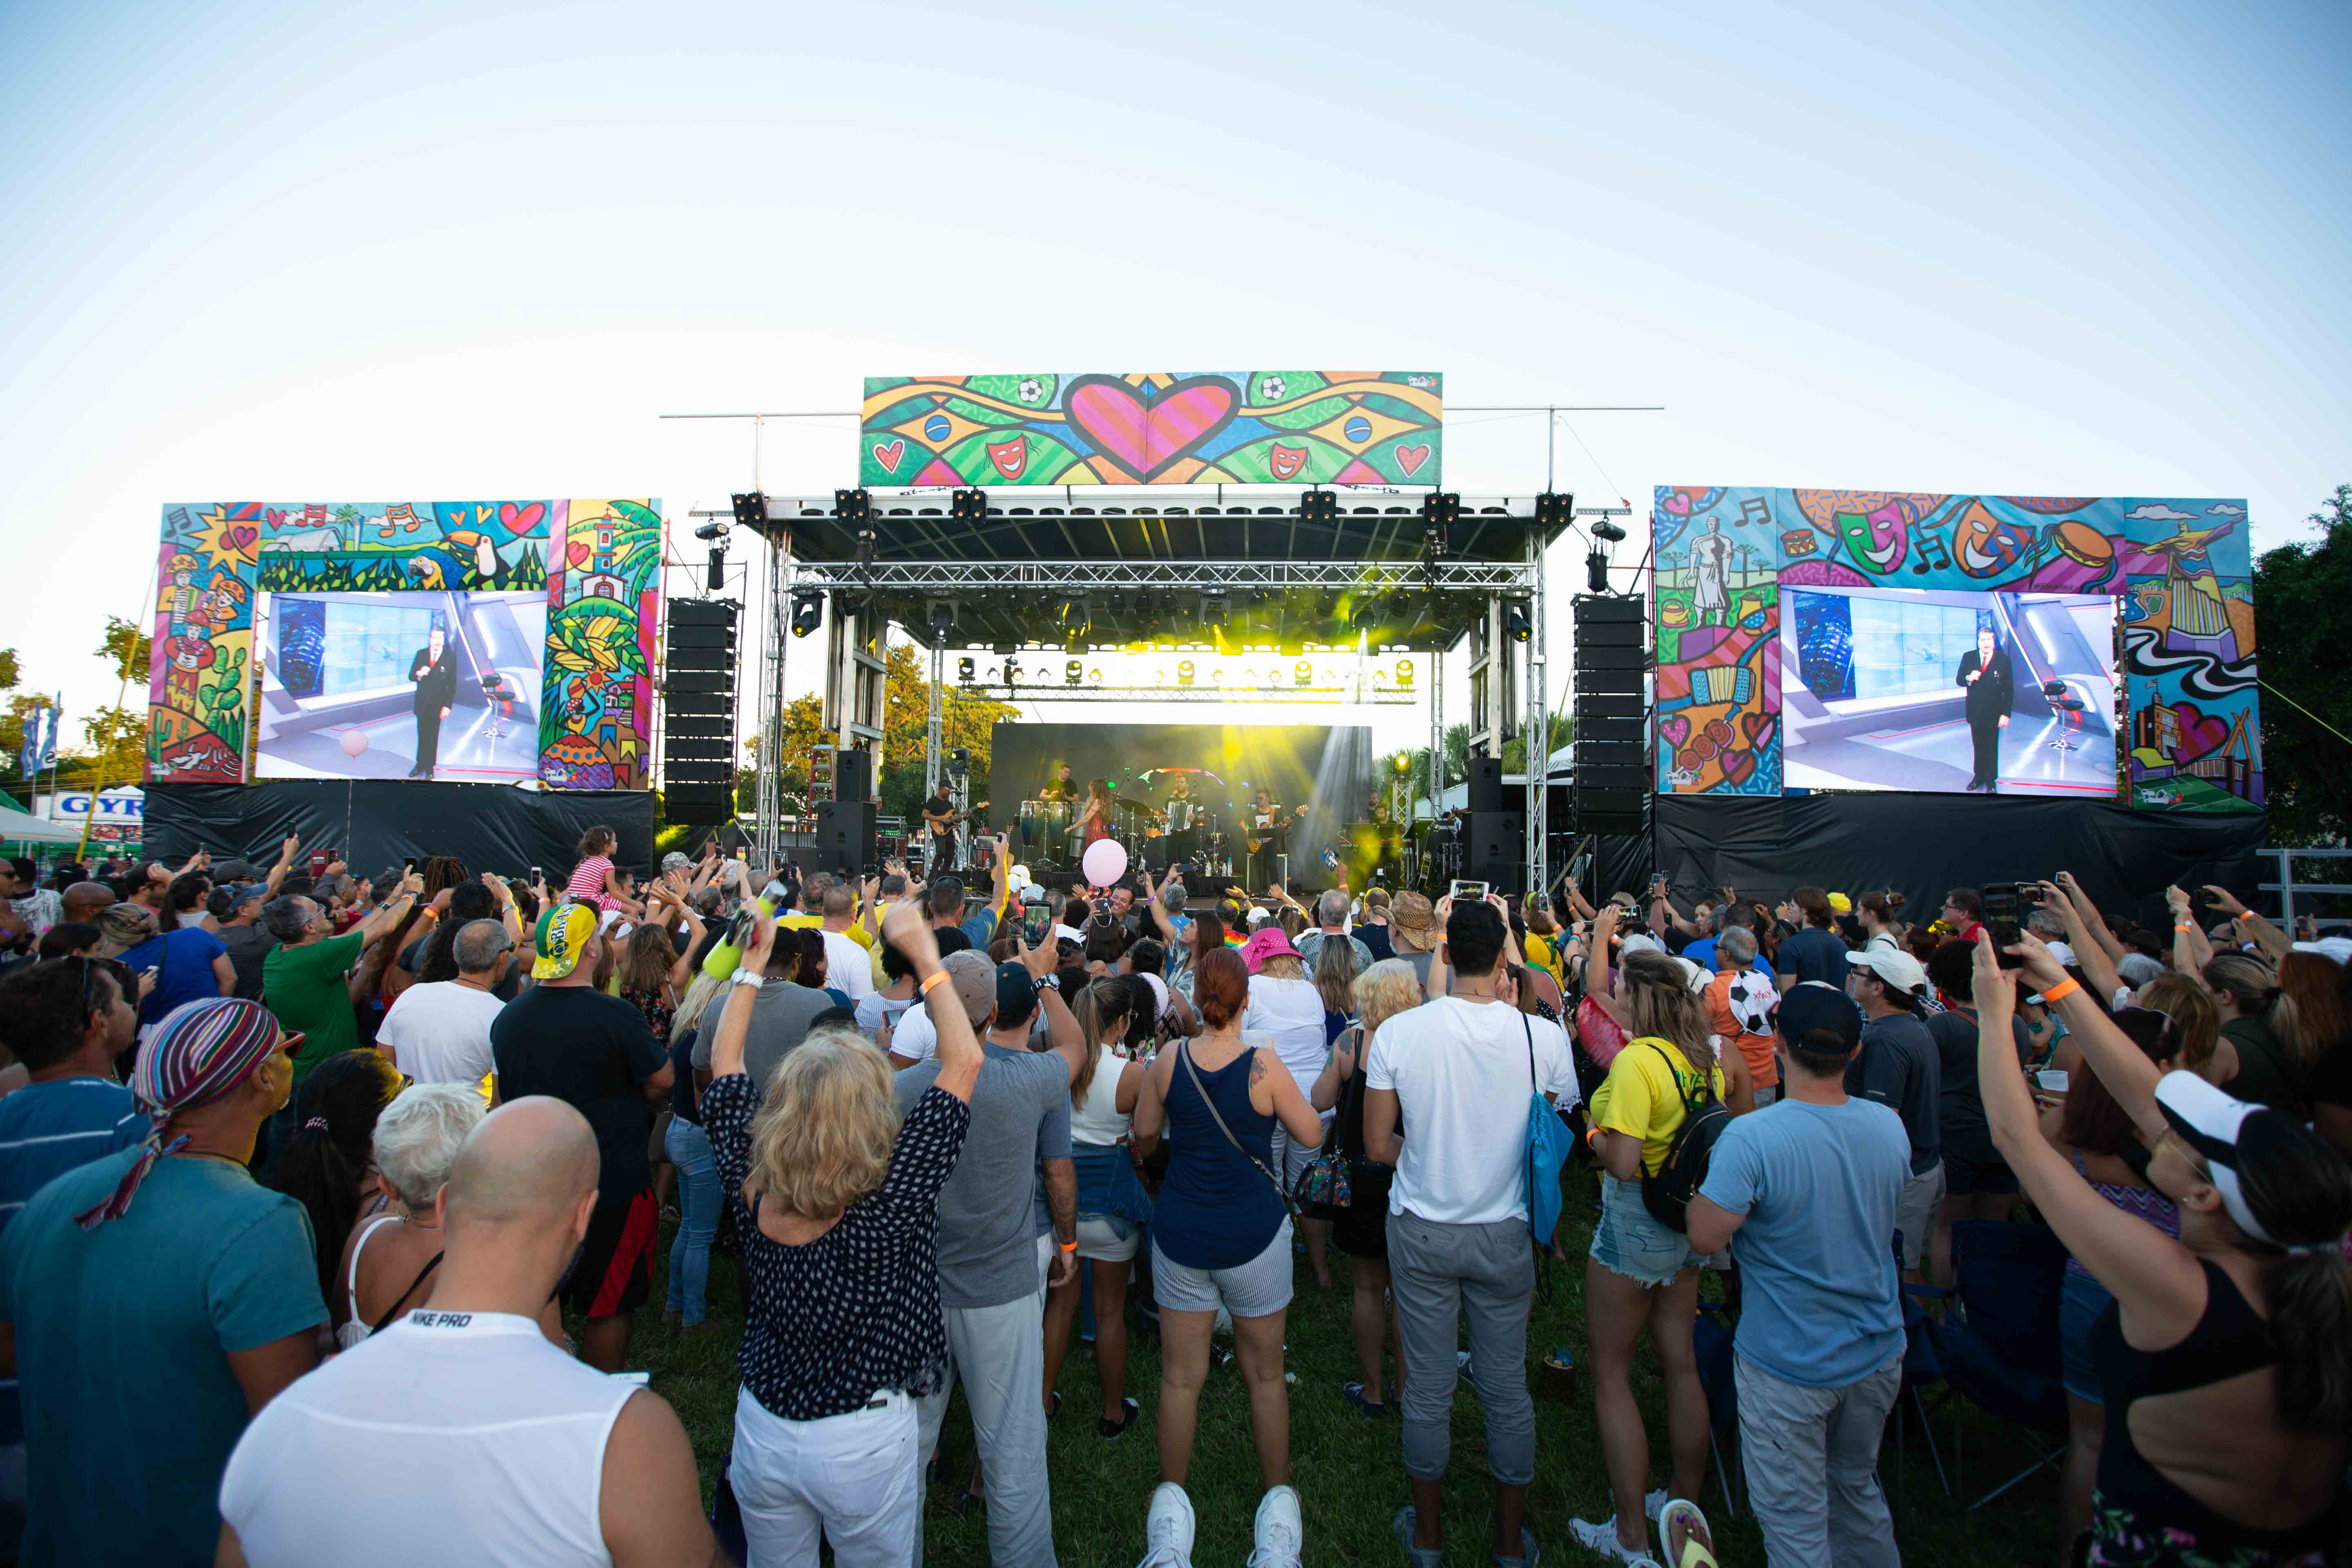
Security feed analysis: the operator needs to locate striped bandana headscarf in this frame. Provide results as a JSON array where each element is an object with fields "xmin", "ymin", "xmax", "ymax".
[{"xmin": 73, "ymin": 997, "xmax": 289, "ymax": 1229}]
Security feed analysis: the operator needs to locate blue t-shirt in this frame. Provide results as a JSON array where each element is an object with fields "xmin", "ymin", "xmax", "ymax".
[
  {"xmin": 0, "ymin": 1076, "xmax": 146, "ymax": 1443},
  {"xmin": 1776, "ymin": 926, "xmax": 1851, "ymax": 989},
  {"xmin": 0, "ymin": 1149, "xmax": 327, "ymax": 1563},
  {"xmin": 120, "ymin": 927, "xmax": 229, "ymax": 1025},
  {"xmin": 1697, "ymin": 1098, "xmax": 1910, "ymax": 1388},
  {"xmin": 1682, "ymin": 935, "xmax": 1718, "ymax": 971}
]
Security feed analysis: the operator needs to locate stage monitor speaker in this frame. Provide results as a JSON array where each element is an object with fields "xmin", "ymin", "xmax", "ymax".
[
  {"xmin": 1468, "ymin": 755, "xmax": 1503, "ymax": 814},
  {"xmin": 834, "ymin": 747, "xmax": 874, "ymax": 804},
  {"xmin": 1462, "ymin": 811, "xmax": 1528, "ymax": 895},
  {"xmin": 815, "ymin": 799, "xmax": 878, "ymax": 875}
]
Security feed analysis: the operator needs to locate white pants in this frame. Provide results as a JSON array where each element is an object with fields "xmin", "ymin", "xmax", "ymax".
[
  {"xmin": 913, "ymin": 1284, "xmax": 1058, "ymax": 1567},
  {"xmin": 732, "ymin": 1385, "xmax": 918, "ymax": 1567}
]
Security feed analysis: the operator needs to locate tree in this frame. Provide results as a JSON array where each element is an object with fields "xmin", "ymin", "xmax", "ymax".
[
  {"xmin": 1502, "ymin": 712, "xmax": 1576, "ymax": 776},
  {"xmin": 98, "ymin": 617, "xmax": 151, "ymax": 686},
  {"xmin": 2254, "ymin": 483, "xmax": 2352, "ymax": 844},
  {"xmin": 79, "ymin": 708, "xmax": 147, "ymax": 792}
]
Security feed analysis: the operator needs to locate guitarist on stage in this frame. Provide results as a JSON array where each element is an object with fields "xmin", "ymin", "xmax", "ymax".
[
  {"xmin": 918, "ymin": 781, "xmax": 964, "ymax": 877},
  {"xmin": 1245, "ymin": 787, "xmax": 1297, "ymax": 891}
]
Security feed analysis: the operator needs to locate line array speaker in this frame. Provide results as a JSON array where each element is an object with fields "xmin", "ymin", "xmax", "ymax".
[
  {"xmin": 662, "ymin": 601, "xmax": 739, "ymax": 825},
  {"xmin": 1570, "ymin": 595, "xmax": 1652, "ymax": 836}
]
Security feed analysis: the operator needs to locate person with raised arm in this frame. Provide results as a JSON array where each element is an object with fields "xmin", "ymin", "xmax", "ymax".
[
  {"xmin": 708, "ymin": 900, "xmax": 981, "ymax": 1566},
  {"xmin": 1975, "ymin": 927, "xmax": 2352, "ymax": 1565}
]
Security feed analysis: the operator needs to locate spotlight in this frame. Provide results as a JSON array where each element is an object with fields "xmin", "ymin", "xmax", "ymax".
[
  {"xmin": 1294, "ymin": 659, "xmax": 1313, "ymax": 687},
  {"xmin": 1394, "ymin": 753, "xmax": 1411, "ymax": 775},
  {"xmin": 790, "ymin": 591, "xmax": 823, "ymax": 638},
  {"xmin": 1506, "ymin": 598, "xmax": 1532, "ymax": 643},
  {"xmin": 1065, "ymin": 659, "xmax": 1083, "ymax": 687},
  {"xmin": 1241, "ymin": 666, "xmax": 1258, "ymax": 688},
  {"xmin": 1088, "ymin": 668, "xmax": 1103, "ymax": 685},
  {"xmin": 949, "ymin": 746, "xmax": 970, "ymax": 776},
  {"xmin": 1209, "ymin": 667, "xmax": 1225, "ymax": 686},
  {"xmin": 926, "ymin": 599, "xmax": 956, "ymax": 646},
  {"xmin": 984, "ymin": 663, "xmax": 1000, "ymax": 683},
  {"xmin": 950, "ymin": 488, "xmax": 987, "ymax": 521},
  {"xmin": 1153, "ymin": 667, "xmax": 1167, "ymax": 686},
  {"xmin": 1200, "ymin": 590, "xmax": 1228, "ymax": 628},
  {"xmin": 1177, "ymin": 660, "xmax": 1195, "ymax": 688},
  {"xmin": 1057, "ymin": 598, "xmax": 1090, "ymax": 637},
  {"xmin": 1396, "ymin": 657, "xmax": 1416, "ymax": 689},
  {"xmin": 1592, "ymin": 517, "xmax": 1629, "ymax": 545},
  {"xmin": 693, "ymin": 519, "xmax": 728, "ymax": 542},
  {"xmin": 1302, "ymin": 489, "xmax": 1339, "ymax": 524},
  {"xmin": 834, "ymin": 488, "xmax": 871, "ymax": 523},
  {"xmin": 956, "ymin": 657, "xmax": 976, "ymax": 684},
  {"xmin": 1004, "ymin": 658, "xmax": 1021, "ymax": 685},
  {"xmin": 730, "ymin": 492, "xmax": 766, "ymax": 530}
]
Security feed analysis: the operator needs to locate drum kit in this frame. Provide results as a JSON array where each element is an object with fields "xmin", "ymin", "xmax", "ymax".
[{"xmin": 1013, "ymin": 795, "xmax": 1236, "ymax": 878}]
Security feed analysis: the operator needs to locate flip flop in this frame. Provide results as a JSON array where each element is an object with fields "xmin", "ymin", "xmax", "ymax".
[{"xmin": 1658, "ymin": 1499, "xmax": 1717, "ymax": 1568}]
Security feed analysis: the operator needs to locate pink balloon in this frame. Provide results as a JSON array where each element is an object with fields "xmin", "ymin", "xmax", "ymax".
[
  {"xmin": 1080, "ymin": 838, "xmax": 1129, "ymax": 889},
  {"xmin": 339, "ymin": 730, "xmax": 369, "ymax": 758}
]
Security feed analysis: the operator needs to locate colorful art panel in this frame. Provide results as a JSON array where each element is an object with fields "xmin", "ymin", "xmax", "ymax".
[
  {"xmin": 859, "ymin": 372, "xmax": 1443, "ymax": 487},
  {"xmin": 147, "ymin": 500, "xmax": 659, "ymax": 791},
  {"xmin": 1650, "ymin": 488, "xmax": 2258, "ymax": 813}
]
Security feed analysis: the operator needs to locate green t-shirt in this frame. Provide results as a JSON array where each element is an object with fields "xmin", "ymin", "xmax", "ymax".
[
  {"xmin": 2223, "ymin": 1014, "xmax": 2311, "ymax": 1119},
  {"xmin": 263, "ymin": 929, "xmax": 366, "ymax": 1081},
  {"xmin": 0, "ymin": 1150, "xmax": 326, "ymax": 1563}
]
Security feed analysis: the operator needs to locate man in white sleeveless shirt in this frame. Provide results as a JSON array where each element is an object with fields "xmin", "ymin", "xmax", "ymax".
[{"xmin": 216, "ymin": 1097, "xmax": 719, "ymax": 1567}]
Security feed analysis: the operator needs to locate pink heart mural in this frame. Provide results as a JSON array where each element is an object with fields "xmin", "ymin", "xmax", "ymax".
[
  {"xmin": 1659, "ymin": 716, "xmax": 1690, "ymax": 748},
  {"xmin": 1394, "ymin": 443, "xmax": 1430, "ymax": 477},
  {"xmin": 872, "ymin": 439, "xmax": 906, "ymax": 474},
  {"xmin": 1063, "ymin": 376, "xmax": 1238, "ymax": 482},
  {"xmin": 2164, "ymin": 702, "xmax": 2231, "ymax": 764},
  {"xmin": 497, "ymin": 501, "xmax": 547, "ymax": 535},
  {"xmin": 226, "ymin": 526, "xmax": 258, "ymax": 554}
]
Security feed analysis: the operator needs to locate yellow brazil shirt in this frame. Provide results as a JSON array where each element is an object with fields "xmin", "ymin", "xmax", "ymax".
[{"xmin": 1587, "ymin": 1036, "xmax": 1726, "ymax": 1177}]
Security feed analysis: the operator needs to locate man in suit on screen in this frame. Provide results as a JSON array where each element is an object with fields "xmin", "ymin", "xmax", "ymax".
[
  {"xmin": 1955, "ymin": 624, "xmax": 2013, "ymax": 793},
  {"xmin": 408, "ymin": 623, "xmax": 457, "ymax": 779}
]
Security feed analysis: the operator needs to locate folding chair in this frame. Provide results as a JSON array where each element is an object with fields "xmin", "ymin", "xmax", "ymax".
[
  {"xmin": 1692, "ymin": 1303, "xmax": 1745, "ymax": 1520},
  {"xmin": 1893, "ymin": 1275, "xmax": 1952, "ymax": 1501},
  {"xmin": 1925, "ymin": 1218, "xmax": 2069, "ymax": 1508}
]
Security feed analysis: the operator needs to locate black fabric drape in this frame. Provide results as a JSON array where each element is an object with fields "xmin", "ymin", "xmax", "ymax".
[
  {"xmin": 143, "ymin": 782, "xmax": 658, "ymax": 878},
  {"xmin": 1640, "ymin": 794, "xmax": 2265, "ymax": 930}
]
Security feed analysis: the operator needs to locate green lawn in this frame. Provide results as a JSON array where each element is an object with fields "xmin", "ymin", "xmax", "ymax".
[{"xmin": 604, "ymin": 1162, "xmax": 2063, "ymax": 1566}]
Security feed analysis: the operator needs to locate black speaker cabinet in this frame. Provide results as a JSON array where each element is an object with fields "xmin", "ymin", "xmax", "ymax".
[
  {"xmin": 1467, "ymin": 755, "xmax": 1503, "ymax": 815},
  {"xmin": 815, "ymin": 799, "xmax": 878, "ymax": 873},
  {"xmin": 834, "ymin": 746, "xmax": 875, "ymax": 804},
  {"xmin": 1463, "ymin": 810, "xmax": 1528, "ymax": 894}
]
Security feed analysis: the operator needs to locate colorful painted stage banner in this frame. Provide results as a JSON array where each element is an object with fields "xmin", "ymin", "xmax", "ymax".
[
  {"xmin": 147, "ymin": 501, "xmax": 662, "ymax": 789},
  {"xmin": 1652, "ymin": 487, "xmax": 2258, "ymax": 814},
  {"xmin": 860, "ymin": 372, "xmax": 1443, "ymax": 487}
]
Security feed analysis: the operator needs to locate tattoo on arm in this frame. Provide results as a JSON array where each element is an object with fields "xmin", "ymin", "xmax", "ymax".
[{"xmin": 1249, "ymin": 1049, "xmax": 1267, "ymax": 1086}]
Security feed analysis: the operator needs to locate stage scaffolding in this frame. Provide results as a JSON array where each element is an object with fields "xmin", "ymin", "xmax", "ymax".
[{"xmin": 741, "ymin": 492, "xmax": 1561, "ymax": 891}]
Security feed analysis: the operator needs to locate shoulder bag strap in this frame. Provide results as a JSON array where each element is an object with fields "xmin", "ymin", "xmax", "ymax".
[
  {"xmin": 1179, "ymin": 1040, "xmax": 1299, "ymax": 1220},
  {"xmin": 370, "ymin": 1251, "xmax": 443, "ymax": 1334}
]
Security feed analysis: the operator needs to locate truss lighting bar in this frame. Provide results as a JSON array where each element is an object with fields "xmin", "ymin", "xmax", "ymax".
[
  {"xmin": 781, "ymin": 560, "xmax": 1538, "ymax": 594},
  {"xmin": 747, "ymin": 490, "xmax": 1575, "ymax": 522},
  {"xmin": 952, "ymin": 684, "xmax": 1421, "ymax": 705}
]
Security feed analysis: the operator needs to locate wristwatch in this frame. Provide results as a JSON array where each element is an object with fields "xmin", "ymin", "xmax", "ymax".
[{"xmin": 1032, "ymin": 976, "xmax": 1052, "ymax": 993}]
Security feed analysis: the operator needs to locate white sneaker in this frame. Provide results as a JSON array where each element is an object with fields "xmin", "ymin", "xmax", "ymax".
[
  {"xmin": 1643, "ymin": 1488, "xmax": 1669, "ymax": 1523},
  {"xmin": 1567, "ymin": 1515, "xmax": 1650, "ymax": 1563},
  {"xmin": 1246, "ymin": 1483, "xmax": 1303, "ymax": 1568},
  {"xmin": 1140, "ymin": 1481, "xmax": 1195, "ymax": 1568}
]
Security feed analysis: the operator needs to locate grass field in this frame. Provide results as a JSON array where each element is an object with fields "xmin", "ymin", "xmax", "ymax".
[{"xmin": 601, "ymin": 1159, "xmax": 2065, "ymax": 1566}]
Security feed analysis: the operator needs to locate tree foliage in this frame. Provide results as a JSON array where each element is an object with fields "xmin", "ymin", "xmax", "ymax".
[
  {"xmin": 98, "ymin": 617, "xmax": 151, "ymax": 687},
  {"xmin": 2254, "ymin": 483, "xmax": 2352, "ymax": 844}
]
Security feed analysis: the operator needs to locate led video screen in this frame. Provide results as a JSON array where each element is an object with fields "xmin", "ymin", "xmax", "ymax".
[
  {"xmin": 1779, "ymin": 585, "xmax": 2118, "ymax": 797},
  {"xmin": 254, "ymin": 591, "xmax": 546, "ymax": 783}
]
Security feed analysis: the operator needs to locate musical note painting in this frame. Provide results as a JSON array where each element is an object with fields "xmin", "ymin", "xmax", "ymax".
[{"xmin": 1653, "ymin": 487, "xmax": 2258, "ymax": 813}]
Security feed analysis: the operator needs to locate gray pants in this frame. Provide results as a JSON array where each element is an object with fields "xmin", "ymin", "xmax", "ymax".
[
  {"xmin": 1387, "ymin": 1209, "xmax": 1537, "ymax": 1486},
  {"xmin": 914, "ymin": 1291, "xmax": 1057, "ymax": 1567},
  {"xmin": 1734, "ymin": 1352, "xmax": 1901, "ymax": 1568}
]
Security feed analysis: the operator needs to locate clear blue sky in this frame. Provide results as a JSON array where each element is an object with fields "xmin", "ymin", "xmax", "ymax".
[{"xmin": 4, "ymin": 0, "xmax": 2345, "ymax": 753}]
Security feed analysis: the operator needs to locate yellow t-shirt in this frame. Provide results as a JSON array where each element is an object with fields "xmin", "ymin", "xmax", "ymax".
[
  {"xmin": 1587, "ymin": 1036, "xmax": 1726, "ymax": 1177},
  {"xmin": 780, "ymin": 913, "xmax": 874, "ymax": 948},
  {"xmin": 1523, "ymin": 931, "xmax": 1564, "ymax": 984}
]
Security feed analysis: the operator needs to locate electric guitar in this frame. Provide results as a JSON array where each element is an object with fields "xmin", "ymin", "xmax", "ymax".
[
  {"xmin": 922, "ymin": 802, "xmax": 989, "ymax": 840},
  {"xmin": 1245, "ymin": 810, "xmax": 1298, "ymax": 855}
]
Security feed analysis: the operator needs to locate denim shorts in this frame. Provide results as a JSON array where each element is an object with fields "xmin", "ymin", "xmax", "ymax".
[
  {"xmin": 2059, "ymin": 1265, "xmax": 2110, "ymax": 1402},
  {"xmin": 1153, "ymin": 1220, "xmax": 1294, "ymax": 1319},
  {"xmin": 1589, "ymin": 1174, "xmax": 1702, "ymax": 1286}
]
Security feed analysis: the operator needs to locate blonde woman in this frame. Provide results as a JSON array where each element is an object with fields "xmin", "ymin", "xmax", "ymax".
[
  {"xmin": 1310, "ymin": 958, "xmax": 1424, "ymax": 1418},
  {"xmin": 704, "ymin": 901, "xmax": 982, "ymax": 1566},
  {"xmin": 1575, "ymin": 949, "xmax": 1753, "ymax": 1562}
]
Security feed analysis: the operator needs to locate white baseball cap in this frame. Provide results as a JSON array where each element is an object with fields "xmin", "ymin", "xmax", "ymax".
[{"xmin": 1846, "ymin": 945, "xmax": 1929, "ymax": 997}]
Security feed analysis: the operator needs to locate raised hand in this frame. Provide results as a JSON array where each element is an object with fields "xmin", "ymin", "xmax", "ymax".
[{"xmin": 2201, "ymin": 884, "xmax": 2249, "ymax": 918}]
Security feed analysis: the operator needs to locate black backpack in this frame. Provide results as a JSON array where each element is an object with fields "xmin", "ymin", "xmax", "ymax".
[{"xmin": 1638, "ymin": 1042, "xmax": 1734, "ymax": 1233}]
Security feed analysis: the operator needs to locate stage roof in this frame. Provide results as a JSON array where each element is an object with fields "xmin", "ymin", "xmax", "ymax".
[{"xmin": 751, "ymin": 490, "xmax": 1570, "ymax": 650}]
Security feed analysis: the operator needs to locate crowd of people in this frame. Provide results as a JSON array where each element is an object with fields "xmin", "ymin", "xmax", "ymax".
[{"xmin": 1, "ymin": 834, "xmax": 2349, "ymax": 1567}]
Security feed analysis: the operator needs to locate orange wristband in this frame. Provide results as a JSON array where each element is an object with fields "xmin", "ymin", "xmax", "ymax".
[
  {"xmin": 920, "ymin": 970, "xmax": 951, "ymax": 995},
  {"xmin": 2040, "ymin": 974, "xmax": 2081, "ymax": 1004}
]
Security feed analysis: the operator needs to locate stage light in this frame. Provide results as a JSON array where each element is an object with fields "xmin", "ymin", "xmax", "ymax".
[
  {"xmin": 1239, "ymin": 666, "xmax": 1258, "ymax": 687},
  {"xmin": 1177, "ymin": 660, "xmax": 1195, "ymax": 688},
  {"xmin": 1302, "ymin": 489, "xmax": 1339, "ymax": 524},
  {"xmin": 949, "ymin": 746, "xmax": 969, "ymax": 776},
  {"xmin": 1534, "ymin": 492, "xmax": 1576, "ymax": 529},
  {"xmin": 956, "ymin": 657, "xmax": 975, "ymax": 684},
  {"xmin": 1088, "ymin": 668, "xmax": 1103, "ymax": 685},
  {"xmin": 1394, "ymin": 753, "xmax": 1411, "ymax": 774},
  {"xmin": 790, "ymin": 591, "xmax": 823, "ymax": 638},
  {"xmin": 1057, "ymin": 598, "xmax": 1090, "ymax": 637},
  {"xmin": 1209, "ymin": 667, "xmax": 1225, "ymax": 685},
  {"xmin": 1506, "ymin": 598, "xmax": 1532, "ymax": 643},
  {"xmin": 834, "ymin": 488, "xmax": 871, "ymax": 523},
  {"xmin": 984, "ymin": 664, "xmax": 1000, "ymax": 683},
  {"xmin": 1065, "ymin": 659, "xmax": 1083, "ymax": 686},
  {"xmin": 950, "ymin": 488, "xmax": 987, "ymax": 522},
  {"xmin": 926, "ymin": 599, "xmax": 957, "ymax": 647},
  {"xmin": 1153, "ymin": 666, "xmax": 1167, "ymax": 685},
  {"xmin": 1294, "ymin": 659, "xmax": 1312, "ymax": 687},
  {"xmin": 1592, "ymin": 517, "xmax": 1629, "ymax": 545},
  {"xmin": 1396, "ymin": 657, "xmax": 1416, "ymax": 689},
  {"xmin": 1200, "ymin": 590, "xmax": 1228, "ymax": 628},
  {"xmin": 730, "ymin": 492, "xmax": 766, "ymax": 530},
  {"xmin": 1004, "ymin": 658, "xmax": 1021, "ymax": 685}
]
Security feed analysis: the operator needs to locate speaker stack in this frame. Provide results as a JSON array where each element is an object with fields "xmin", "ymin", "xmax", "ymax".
[
  {"xmin": 1571, "ymin": 595, "xmax": 1650, "ymax": 835},
  {"xmin": 1460, "ymin": 755, "xmax": 1527, "ymax": 895},
  {"xmin": 661, "ymin": 601, "xmax": 738, "ymax": 826},
  {"xmin": 810, "ymin": 745, "xmax": 878, "ymax": 875}
]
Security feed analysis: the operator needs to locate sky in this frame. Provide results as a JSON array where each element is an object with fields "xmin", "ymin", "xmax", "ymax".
[{"xmin": 3, "ymin": 0, "xmax": 2346, "ymax": 766}]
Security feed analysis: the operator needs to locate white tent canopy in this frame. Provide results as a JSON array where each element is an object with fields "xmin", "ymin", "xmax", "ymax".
[{"xmin": 0, "ymin": 800, "xmax": 86, "ymax": 844}]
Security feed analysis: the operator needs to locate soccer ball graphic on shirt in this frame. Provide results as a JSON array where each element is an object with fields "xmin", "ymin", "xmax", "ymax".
[{"xmin": 1723, "ymin": 970, "xmax": 1780, "ymax": 1037}]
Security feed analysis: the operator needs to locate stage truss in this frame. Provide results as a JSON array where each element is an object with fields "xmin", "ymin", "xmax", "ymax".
[{"xmin": 745, "ymin": 499, "xmax": 1559, "ymax": 893}]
